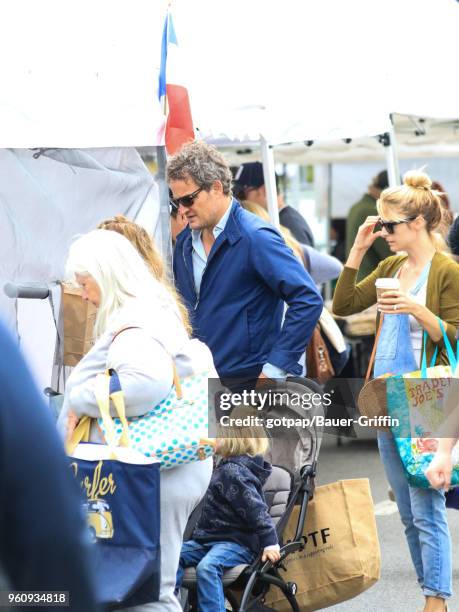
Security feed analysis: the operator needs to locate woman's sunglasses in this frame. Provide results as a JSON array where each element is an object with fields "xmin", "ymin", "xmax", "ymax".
[
  {"xmin": 169, "ymin": 186, "xmax": 203, "ymax": 210},
  {"xmin": 376, "ymin": 216, "xmax": 417, "ymax": 235}
]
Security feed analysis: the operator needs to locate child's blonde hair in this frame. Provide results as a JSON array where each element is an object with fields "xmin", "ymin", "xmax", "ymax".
[{"xmin": 217, "ymin": 406, "xmax": 270, "ymax": 458}]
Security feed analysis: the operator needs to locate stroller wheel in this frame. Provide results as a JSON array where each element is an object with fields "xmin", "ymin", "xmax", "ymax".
[{"xmin": 286, "ymin": 582, "xmax": 297, "ymax": 595}]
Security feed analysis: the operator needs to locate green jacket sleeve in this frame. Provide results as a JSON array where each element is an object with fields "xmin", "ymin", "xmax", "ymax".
[
  {"xmin": 332, "ymin": 264, "xmax": 381, "ymax": 316},
  {"xmin": 438, "ymin": 261, "xmax": 459, "ymax": 350}
]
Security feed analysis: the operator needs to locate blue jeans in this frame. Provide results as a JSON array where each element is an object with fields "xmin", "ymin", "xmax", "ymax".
[
  {"xmin": 378, "ymin": 431, "xmax": 452, "ymax": 598},
  {"xmin": 176, "ymin": 540, "xmax": 255, "ymax": 611},
  {"xmin": 374, "ymin": 313, "xmax": 418, "ymax": 378}
]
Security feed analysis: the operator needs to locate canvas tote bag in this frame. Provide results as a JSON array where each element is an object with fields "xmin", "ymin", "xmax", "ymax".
[
  {"xmin": 386, "ymin": 320, "xmax": 459, "ymax": 488},
  {"xmin": 265, "ymin": 479, "xmax": 380, "ymax": 611},
  {"xmin": 67, "ymin": 371, "xmax": 161, "ymax": 608}
]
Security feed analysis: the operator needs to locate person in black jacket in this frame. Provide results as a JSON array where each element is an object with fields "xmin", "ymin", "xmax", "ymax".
[
  {"xmin": 447, "ymin": 214, "xmax": 459, "ymax": 262},
  {"xmin": 0, "ymin": 321, "xmax": 98, "ymax": 611},
  {"xmin": 233, "ymin": 161, "xmax": 315, "ymax": 246},
  {"xmin": 176, "ymin": 409, "xmax": 279, "ymax": 612}
]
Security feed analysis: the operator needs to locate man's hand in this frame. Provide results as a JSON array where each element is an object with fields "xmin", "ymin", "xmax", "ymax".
[{"xmin": 256, "ymin": 372, "xmax": 273, "ymax": 390}]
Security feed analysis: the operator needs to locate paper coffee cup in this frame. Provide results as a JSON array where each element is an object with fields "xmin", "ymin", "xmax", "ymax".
[{"xmin": 375, "ymin": 277, "xmax": 400, "ymax": 301}]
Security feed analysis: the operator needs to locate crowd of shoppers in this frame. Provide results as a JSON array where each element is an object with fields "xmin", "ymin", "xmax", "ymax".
[{"xmin": 3, "ymin": 138, "xmax": 459, "ymax": 612}]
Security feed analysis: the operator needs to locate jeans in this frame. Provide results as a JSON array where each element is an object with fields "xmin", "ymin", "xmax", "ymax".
[
  {"xmin": 374, "ymin": 313, "xmax": 418, "ymax": 378},
  {"xmin": 176, "ymin": 540, "xmax": 255, "ymax": 611},
  {"xmin": 378, "ymin": 431, "xmax": 452, "ymax": 598}
]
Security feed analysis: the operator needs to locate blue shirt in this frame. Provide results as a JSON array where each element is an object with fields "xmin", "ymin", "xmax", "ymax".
[{"xmin": 191, "ymin": 203, "xmax": 232, "ymax": 296}]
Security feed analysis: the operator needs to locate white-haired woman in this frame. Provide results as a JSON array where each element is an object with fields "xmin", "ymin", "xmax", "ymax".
[{"xmin": 58, "ymin": 229, "xmax": 215, "ymax": 612}]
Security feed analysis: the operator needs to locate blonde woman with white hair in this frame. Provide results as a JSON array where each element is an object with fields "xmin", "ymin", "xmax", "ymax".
[{"xmin": 58, "ymin": 229, "xmax": 215, "ymax": 612}]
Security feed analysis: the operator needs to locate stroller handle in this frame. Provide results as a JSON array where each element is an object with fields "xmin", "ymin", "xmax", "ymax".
[{"xmin": 4, "ymin": 282, "xmax": 50, "ymax": 299}]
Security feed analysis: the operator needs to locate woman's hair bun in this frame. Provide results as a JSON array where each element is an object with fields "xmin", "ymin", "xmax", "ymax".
[{"xmin": 403, "ymin": 169, "xmax": 432, "ymax": 190}]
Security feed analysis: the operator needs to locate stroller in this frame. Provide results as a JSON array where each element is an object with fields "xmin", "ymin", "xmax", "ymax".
[{"xmin": 182, "ymin": 376, "xmax": 325, "ymax": 612}]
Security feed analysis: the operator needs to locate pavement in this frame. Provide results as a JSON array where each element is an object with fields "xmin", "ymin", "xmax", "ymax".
[{"xmin": 314, "ymin": 433, "xmax": 459, "ymax": 612}]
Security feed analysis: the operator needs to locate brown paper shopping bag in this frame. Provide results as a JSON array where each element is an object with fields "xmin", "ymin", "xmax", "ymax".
[
  {"xmin": 62, "ymin": 284, "xmax": 97, "ymax": 366},
  {"xmin": 265, "ymin": 478, "xmax": 380, "ymax": 611}
]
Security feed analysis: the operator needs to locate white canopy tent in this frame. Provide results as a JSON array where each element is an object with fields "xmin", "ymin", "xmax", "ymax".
[
  {"xmin": 1, "ymin": 0, "xmax": 458, "ymax": 388},
  {"xmin": 0, "ymin": 148, "xmax": 161, "ymax": 387},
  {"xmin": 211, "ymin": 116, "xmax": 459, "ymax": 165},
  {"xmin": 0, "ymin": 0, "xmax": 172, "ymax": 388},
  {"xmin": 174, "ymin": 0, "xmax": 459, "ymax": 212},
  {"xmin": 0, "ymin": 0, "xmax": 168, "ymax": 147}
]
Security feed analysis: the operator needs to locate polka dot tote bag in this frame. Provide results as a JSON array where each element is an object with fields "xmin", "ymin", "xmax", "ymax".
[{"xmin": 98, "ymin": 366, "xmax": 214, "ymax": 470}]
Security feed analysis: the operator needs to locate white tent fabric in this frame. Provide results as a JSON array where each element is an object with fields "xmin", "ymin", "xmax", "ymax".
[
  {"xmin": 0, "ymin": 149, "xmax": 158, "ymax": 310},
  {"xmin": 174, "ymin": 0, "xmax": 458, "ymax": 151},
  {"xmin": 0, "ymin": 0, "xmax": 457, "ymax": 388},
  {"xmin": 386, "ymin": 0, "xmax": 459, "ymax": 120},
  {"xmin": 216, "ymin": 116, "xmax": 459, "ymax": 165},
  {"xmin": 175, "ymin": 0, "xmax": 391, "ymax": 145},
  {"xmin": 0, "ymin": 0, "xmax": 168, "ymax": 147},
  {"xmin": 0, "ymin": 148, "xmax": 159, "ymax": 387},
  {"xmin": 1, "ymin": 0, "xmax": 456, "ymax": 150}
]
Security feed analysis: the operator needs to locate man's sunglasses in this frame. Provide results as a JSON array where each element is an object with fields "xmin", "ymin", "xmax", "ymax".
[
  {"xmin": 376, "ymin": 216, "xmax": 417, "ymax": 234},
  {"xmin": 169, "ymin": 186, "xmax": 203, "ymax": 210}
]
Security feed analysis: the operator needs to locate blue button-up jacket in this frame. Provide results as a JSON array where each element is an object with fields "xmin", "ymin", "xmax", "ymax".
[{"xmin": 173, "ymin": 200, "xmax": 323, "ymax": 379}]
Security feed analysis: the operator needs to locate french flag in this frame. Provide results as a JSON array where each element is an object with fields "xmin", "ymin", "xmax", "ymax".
[{"xmin": 158, "ymin": 11, "xmax": 195, "ymax": 155}]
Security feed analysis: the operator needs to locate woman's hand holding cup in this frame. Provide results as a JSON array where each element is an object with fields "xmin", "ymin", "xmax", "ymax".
[{"xmin": 376, "ymin": 277, "xmax": 419, "ymax": 316}]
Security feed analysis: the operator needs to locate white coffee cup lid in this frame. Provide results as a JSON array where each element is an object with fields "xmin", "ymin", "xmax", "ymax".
[{"xmin": 375, "ymin": 277, "xmax": 400, "ymax": 288}]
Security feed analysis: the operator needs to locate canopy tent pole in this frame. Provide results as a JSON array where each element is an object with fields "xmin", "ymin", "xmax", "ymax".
[
  {"xmin": 324, "ymin": 163, "xmax": 333, "ymax": 302},
  {"xmin": 260, "ymin": 135, "xmax": 280, "ymax": 228},
  {"xmin": 381, "ymin": 118, "xmax": 400, "ymax": 187},
  {"xmin": 155, "ymin": 146, "xmax": 173, "ymax": 278}
]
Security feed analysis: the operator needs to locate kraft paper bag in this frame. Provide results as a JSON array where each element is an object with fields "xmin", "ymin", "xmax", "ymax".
[
  {"xmin": 265, "ymin": 478, "xmax": 380, "ymax": 611},
  {"xmin": 62, "ymin": 284, "xmax": 97, "ymax": 366}
]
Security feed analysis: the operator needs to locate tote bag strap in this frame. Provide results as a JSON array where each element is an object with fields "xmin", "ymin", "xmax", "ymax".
[
  {"xmin": 364, "ymin": 314, "xmax": 385, "ymax": 384},
  {"xmin": 420, "ymin": 318, "xmax": 456, "ymax": 377},
  {"xmin": 66, "ymin": 371, "xmax": 129, "ymax": 456},
  {"xmin": 66, "ymin": 415, "xmax": 92, "ymax": 455}
]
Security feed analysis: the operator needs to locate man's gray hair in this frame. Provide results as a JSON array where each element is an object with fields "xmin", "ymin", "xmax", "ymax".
[{"xmin": 166, "ymin": 141, "xmax": 233, "ymax": 195}]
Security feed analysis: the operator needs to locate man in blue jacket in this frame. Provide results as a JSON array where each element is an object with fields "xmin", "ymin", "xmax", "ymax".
[{"xmin": 168, "ymin": 141, "xmax": 322, "ymax": 384}]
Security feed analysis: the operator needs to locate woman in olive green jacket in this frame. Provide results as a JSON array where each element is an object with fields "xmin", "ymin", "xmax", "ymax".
[{"xmin": 333, "ymin": 170, "xmax": 459, "ymax": 612}]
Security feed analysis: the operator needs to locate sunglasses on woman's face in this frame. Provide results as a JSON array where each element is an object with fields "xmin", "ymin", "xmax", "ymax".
[
  {"xmin": 376, "ymin": 216, "xmax": 417, "ymax": 234},
  {"xmin": 169, "ymin": 186, "xmax": 204, "ymax": 210}
]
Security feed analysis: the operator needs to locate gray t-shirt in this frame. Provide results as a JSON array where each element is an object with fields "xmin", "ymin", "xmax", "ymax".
[{"xmin": 302, "ymin": 245, "xmax": 343, "ymax": 286}]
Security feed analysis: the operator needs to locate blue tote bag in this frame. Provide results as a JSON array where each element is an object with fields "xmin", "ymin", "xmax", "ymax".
[
  {"xmin": 386, "ymin": 319, "xmax": 459, "ymax": 489},
  {"xmin": 67, "ymin": 371, "xmax": 161, "ymax": 609}
]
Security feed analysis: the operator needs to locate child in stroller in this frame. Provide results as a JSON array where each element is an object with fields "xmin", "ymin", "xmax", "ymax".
[
  {"xmin": 176, "ymin": 408, "xmax": 280, "ymax": 611},
  {"xmin": 180, "ymin": 379, "xmax": 324, "ymax": 611}
]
